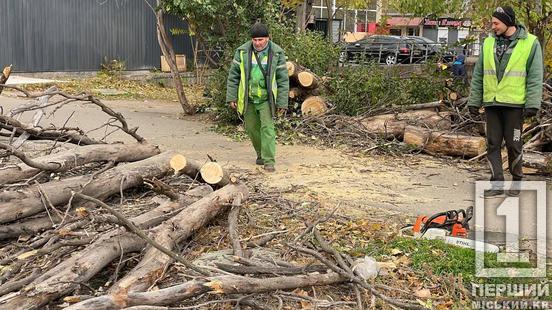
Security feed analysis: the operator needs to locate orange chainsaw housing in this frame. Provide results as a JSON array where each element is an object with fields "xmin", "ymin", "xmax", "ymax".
[{"xmin": 412, "ymin": 215, "xmax": 467, "ymax": 237}]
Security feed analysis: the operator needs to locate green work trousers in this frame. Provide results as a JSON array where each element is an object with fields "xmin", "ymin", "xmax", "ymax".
[{"xmin": 244, "ymin": 102, "xmax": 275, "ymax": 165}]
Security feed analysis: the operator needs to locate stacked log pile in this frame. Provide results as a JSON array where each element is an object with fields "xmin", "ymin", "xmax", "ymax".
[{"xmin": 287, "ymin": 61, "xmax": 329, "ymax": 116}]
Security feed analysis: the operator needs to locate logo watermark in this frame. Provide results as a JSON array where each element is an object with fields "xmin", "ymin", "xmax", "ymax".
[
  {"xmin": 471, "ymin": 283, "xmax": 550, "ymax": 309},
  {"xmin": 474, "ymin": 181, "xmax": 547, "ymax": 278}
]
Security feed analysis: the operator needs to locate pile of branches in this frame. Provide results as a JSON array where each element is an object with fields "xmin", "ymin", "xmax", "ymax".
[
  {"xmin": 292, "ymin": 80, "xmax": 552, "ymax": 176},
  {"xmin": 0, "ymin": 85, "xmax": 448, "ymax": 309}
]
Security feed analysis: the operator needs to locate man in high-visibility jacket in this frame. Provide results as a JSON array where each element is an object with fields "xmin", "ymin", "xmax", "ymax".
[
  {"xmin": 226, "ymin": 22, "xmax": 289, "ymax": 172},
  {"xmin": 468, "ymin": 6, "xmax": 543, "ymax": 197}
]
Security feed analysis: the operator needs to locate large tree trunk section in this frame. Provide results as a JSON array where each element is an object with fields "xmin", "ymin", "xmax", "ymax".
[
  {"xmin": 0, "ymin": 143, "xmax": 161, "ymax": 185},
  {"xmin": 66, "ymin": 272, "xmax": 345, "ymax": 310},
  {"xmin": 108, "ymin": 183, "xmax": 248, "ymax": 296},
  {"xmin": 0, "ymin": 65, "xmax": 12, "ymax": 95},
  {"xmin": 297, "ymin": 71, "xmax": 320, "ymax": 89},
  {"xmin": 301, "ymin": 96, "xmax": 328, "ymax": 116},
  {"xmin": 0, "ymin": 151, "xmax": 178, "ymax": 224},
  {"xmin": 0, "ymin": 185, "xmax": 217, "ymax": 309},
  {"xmin": 403, "ymin": 125, "xmax": 486, "ymax": 157},
  {"xmin": 360, "ymin": 110, "xmax": 451, "ymax": 139}
]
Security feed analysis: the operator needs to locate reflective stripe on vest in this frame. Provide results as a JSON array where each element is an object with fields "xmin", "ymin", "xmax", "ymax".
[{"xmin": 482, "ymin": 34, "xmax": 536, "ymax": 104}]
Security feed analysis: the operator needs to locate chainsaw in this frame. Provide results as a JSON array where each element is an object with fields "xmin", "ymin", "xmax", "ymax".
[{"xmin": 400, "ymin": 206, "xmax": 499, "ymax": 253}]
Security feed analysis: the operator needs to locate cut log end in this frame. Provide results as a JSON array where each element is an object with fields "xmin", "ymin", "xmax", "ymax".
[
  {"xmin": 298, "ymin": 72, "xmax": 316, "ymax": 89},
  {"xmin": 200, "ymin": 162, "xmax": 225, "ymax": 185},
  {"xmin": 169, "ymin": 154, "xmax": 187, "ymax": 174},
  {"xmin": 286, "ymin": 61, "xmax": 296, "ymax": 77},
  {"xmin": 301, "ymin": 96, "xmax": 327, "ymax": 116}
]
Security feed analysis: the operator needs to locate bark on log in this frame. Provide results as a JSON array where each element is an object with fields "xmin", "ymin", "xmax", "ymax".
[
  {"xmin": 108, "ymin": 183, "xmax": 248, "ymax": 295},
  {"xmin": 301, "ymin": 96, "xmax": 328, "ymax": 116},
  {"xmin": 403, "ymin": 125, "xmax": 486, "ymax": 157},
  {"xmin": 170, "ymin": 154, "xmax": 233, "ymax": 187},
  {"xmin": 360, "ymin": 110, "xmax": 451, "ymax": 139},
  {"xmin": 0, "ymin": 151, "xmax": 178, "ymax": 224},
  {"xmin": 66, "ymin": 272, "xmax": 345, "ymax": 310},
  {"xmin": 1, "ymin": 230, "xmax": 146, "ymax": 310},
  {"xmin": 0, "ymin": 214, "xmax": 63, "ymax": 240},
  {"xmin": 286, "ymin": 61, "xmax": 303, "ymax": 79},
  {"xmin": 522, "ymin": 151, "xmax": 552, "ymax": 174},
  {"xmin": 297, "ymin": 71, "xmax": 320, "ymax": 89},
  {"xmin": 0, "ymin": 65, "xmax": 12, "ymax": 95},
  {"xmin": 0, "ymin": 185, "xmax": 216, "ymax": 309},
  {"xmin": 0, "ymin": 143, "xmax": 161, "ymax": 185}
]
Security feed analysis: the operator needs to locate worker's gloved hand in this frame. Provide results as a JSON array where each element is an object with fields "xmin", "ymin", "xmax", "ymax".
[
  {"xmin": 523, "ymin": 108, "xmax": 538, "ymax": 119},
  {"xmin": 468, "ymin": 106, "xmax": 480, "ymax": 118}
]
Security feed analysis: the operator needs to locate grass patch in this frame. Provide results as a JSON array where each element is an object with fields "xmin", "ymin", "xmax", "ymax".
[
  {"xmin": 360, "ymin": 237, "xmax": 552, "ymax": 297},
  {"xmin": 21, "ymin": 72, "xmax": 207, "ymax": 105}
]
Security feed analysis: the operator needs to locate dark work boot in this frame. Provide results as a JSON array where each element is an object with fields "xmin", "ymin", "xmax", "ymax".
[
  {"xmin": 484, "ymin": 190, "xmax": 505, "ymax": 198},
  {"xmin": 256, "ymin": 157, "xmax": 264, "ymax": 165},
  {"xmin": 506, "ymin": 189, "xmax": 520, "ymax": 197}
]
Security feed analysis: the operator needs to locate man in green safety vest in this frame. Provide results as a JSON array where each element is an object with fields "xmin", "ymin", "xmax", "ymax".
[
  {"xmin": 468, "ymin": 6, "xmax": 543, "ymax": 197},
  {"xmin": 226, "ymin": 22, "xmax": 289, "ymax": 172}
]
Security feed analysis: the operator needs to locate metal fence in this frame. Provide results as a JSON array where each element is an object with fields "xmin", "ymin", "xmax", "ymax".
[{"xmin": 0, "ymin": 0, "xmax": 193, "ymax": 72}]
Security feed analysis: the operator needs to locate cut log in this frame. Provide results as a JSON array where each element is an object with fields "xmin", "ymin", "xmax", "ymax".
[
  {"xmin": 286, "ymin": 61, "xmax": 302, "ymax": 79},
  {"xmin": 0, "ymin": 65, "xmax": 12, "ymax": 95},
  {"xmin": 169, "ymin": 154, "xmax": 187, "ymax": 174},
  {"xmin": 0, "ymin": 143, "xmax": 161, "ymax": 185},
  {"xmin": 297, "ymin": 71, "xmax": 320, "ymax": 89},
  {"xmin": 66, "ymin": 272, "xmax": 345, "ymax": 310},
  {"xmin": 289, "ymin": 87, "xmax": 302, "ymax": 100},
  {"xmin": 108, "ymin": 183, "xmax": 248, "ymax": 296},
  {"xmin": 403, "ymin": 125, "xmax": 486, "ymax": 157},
  {"xmin": 0, "ymin": 151, "xmax": 178, "ymax": 224},
  {"xmin": 1, "ymin": 185, "xmax": 217, "ymax": 309},
  {"xmin": 172, "ymin": 155, "xmax": 233, "ymax": 187},
  {"xmin": 448, "ymin": 91, "xmax": 459, "ymax": 101},
  {"xmin": 301, "ymin": 96, "xmax": 328, "ymax": 116},
  {"xmin": 200, "ymin": 161, "xmax": 235, "ymax": 186},
  {"xmin": 360, "ymin": 110, "xmax": 451, "ymax": 139},
  {"xmin": 522, "ymin": 151, "xmax": 552, "ymax": 174}
]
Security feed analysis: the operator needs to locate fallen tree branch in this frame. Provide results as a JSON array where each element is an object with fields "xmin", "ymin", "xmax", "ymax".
[
  {"xmin": 65, "ymin": 272, "xmax": 346, "ymax": 310},
  {"xmin": 73, "ymin": 192, "xmax": 210, "ymax": 276}
]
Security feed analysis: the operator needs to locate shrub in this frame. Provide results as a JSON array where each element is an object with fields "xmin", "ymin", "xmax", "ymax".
[{"xmin": 326, "ymin": 62, "xmax": 448, "ymax": 116}]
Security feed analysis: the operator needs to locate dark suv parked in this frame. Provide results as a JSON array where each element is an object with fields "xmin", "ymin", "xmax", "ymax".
[
  {"xmin": 339, "ymin": 35, "xmax": 423, "ymax": 65},
  {"xmin": 407, "ymin": 36, "xmax": 455, "ymax": 62}
]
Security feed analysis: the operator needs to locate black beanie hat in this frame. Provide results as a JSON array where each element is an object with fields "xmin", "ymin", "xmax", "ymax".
[
  {"xmin": 250, "ymin": 22, "xmax": 269, "ymax": 38},
  {"xmin": 492, "ymin": 6, "xmax": 516, "ymax": 27}
]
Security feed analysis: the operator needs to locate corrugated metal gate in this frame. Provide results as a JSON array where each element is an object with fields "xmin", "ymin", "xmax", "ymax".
[{"xmin": 0, "ymin": 0, "xmax": 193, "ymax": 72}]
